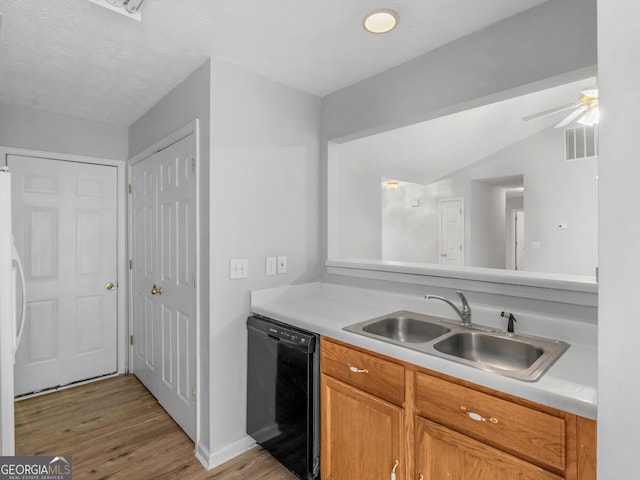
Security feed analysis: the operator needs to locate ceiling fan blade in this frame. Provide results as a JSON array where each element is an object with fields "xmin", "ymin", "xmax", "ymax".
[
  {"xmin": 522, "ymin": 102, "xmax": 583, "ymax": 122},
  {"xmin": 554, "ymin": 105, "xmax": 589, "ymax": 128},
  {"xmin": 577, "ymin": 105, "xmax": 600, "ymax": 126}
]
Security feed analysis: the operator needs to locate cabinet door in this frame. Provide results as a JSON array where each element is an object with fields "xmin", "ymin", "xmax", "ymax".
[
  {"xmin": 321, "ymin": 374, "xmax": 404, "ymax": 480},
  {"xmin": 415, "ymin": 416, "xmax": 563, "ymax": 480}
]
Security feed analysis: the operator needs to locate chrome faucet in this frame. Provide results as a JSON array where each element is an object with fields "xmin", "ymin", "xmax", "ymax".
[{"xmin": 425, "ymin": 291, "xmax": 472, "ymax": 326}]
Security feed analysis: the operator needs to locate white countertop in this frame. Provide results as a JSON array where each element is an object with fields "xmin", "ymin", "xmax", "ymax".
[{"xmin": 251, "ymin": 282, "xmax": 597, "ymax": 420}]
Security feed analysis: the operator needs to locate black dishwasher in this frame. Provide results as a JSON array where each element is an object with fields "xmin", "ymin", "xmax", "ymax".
[{"xmin": 246, "ymin": 315, "xmax": 320, "ymax": 479}]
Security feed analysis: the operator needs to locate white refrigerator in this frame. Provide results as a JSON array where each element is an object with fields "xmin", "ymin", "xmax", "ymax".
[{"xmin": 0, "ymin": 166, "xmax": 26, "ymax": 455}]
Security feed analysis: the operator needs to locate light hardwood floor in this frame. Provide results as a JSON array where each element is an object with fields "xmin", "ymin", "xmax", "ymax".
[{"xmin": 15, "ymin": 374, "xmax": 298, "ymax": 479}]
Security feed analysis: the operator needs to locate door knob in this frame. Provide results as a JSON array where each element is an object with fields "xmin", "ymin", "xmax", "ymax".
[
  {"xmin": 106, "ymin": 282, "xmax": 115, "ymax": 291},
  {"xmin": 151, "ymin": 284, "xmax": 163, "ymax": 295}
]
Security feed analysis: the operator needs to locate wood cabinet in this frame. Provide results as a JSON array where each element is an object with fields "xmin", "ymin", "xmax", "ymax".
[
  {"xmin": 320, "ymin": 339, "xmax": 406, "ymax": 480},
  {"xmin": 415, "ymin": 372, "xmax": 566, "ymax": 472},
  {"xmin": 320, "ymin": 337, "xmax": 597, "ymax": 480},
  {"xmin": 415, "ymin": 416, "xmax": 563, "ymax": 480},
  {"xmin": 321, "ymin": 375, "xmax": 405, "ymax": 480}
]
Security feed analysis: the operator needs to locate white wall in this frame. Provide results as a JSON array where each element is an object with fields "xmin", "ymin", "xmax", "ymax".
[
  {"xmin": 382, "ymin": 182, "xmax": 436, "ymax": 263},
  {"xmin": 0, "ymin": 101, "xmax": 128, "ymax": 160},
  {"xmin": 208, "ymin": 59, "xmax": 321, "ymax": 460},
  {"xmin": 469, "ymin": 182, "xmax": 505, "ymax": 269},
  {"xmin": 337, "ymin": 152, "xmax": 381, "ymax": 259},
  {"xmin": 335, "ymin": 124, "xmax": 597, "ymax": 275},
  {"xmin": 453, "ymin": 127, "xmax": 598, "ymax": 276},
  {"xmin": 597, "ymin": 0, "xmax": 640, "ymax": 477}
]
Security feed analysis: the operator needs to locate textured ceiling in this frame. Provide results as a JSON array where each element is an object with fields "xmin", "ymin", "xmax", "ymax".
[{"xmin": 0, "ymin": 0, "xmax": 549, "ymax": 126}]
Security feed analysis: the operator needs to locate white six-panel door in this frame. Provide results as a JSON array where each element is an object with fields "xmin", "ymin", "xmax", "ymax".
[
  {"xmin": 9, "ymin": 155, "xmax": 118, "ymax": 396},
  {"xmin": 130, "ymin": 134, "xmax": 197, "ymax": 440},
  {"xmin": 439, "ymin": 198, "xmax": 464, "ymax": 266}
]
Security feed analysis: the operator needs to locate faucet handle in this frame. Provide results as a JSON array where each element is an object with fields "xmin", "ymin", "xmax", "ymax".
[{"xmin": 455, "ymin": 291, "xmax": 471, "ymax": 313}]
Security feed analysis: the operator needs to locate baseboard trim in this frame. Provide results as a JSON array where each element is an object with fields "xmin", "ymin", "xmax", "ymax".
[{"xmin": 195, "ymin": 435, "xmax": 256, "ymax": 470}]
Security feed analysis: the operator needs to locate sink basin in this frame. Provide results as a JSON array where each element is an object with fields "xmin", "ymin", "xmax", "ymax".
[
  {"xmin": 343, "ymin": 311, "xmax": 570, "ymax": 381},
  {"xmin": 344, "ymin": 311, "xmax": 451, "ymax": 344},
  {"xmin": 433, "ymin": 331, "xmax": 543, "ymax": 371},
  {"xmin": 362, "ymin": 315, "xmax": 451, "ymax": 343}
]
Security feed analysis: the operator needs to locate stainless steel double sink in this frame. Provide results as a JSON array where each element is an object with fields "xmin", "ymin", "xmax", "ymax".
[{"xmin": 343, "ymin": 311, "xmax": 569, "ymax": 381}]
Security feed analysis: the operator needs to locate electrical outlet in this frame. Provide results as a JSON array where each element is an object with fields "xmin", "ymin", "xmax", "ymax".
[
  {"xmin": 277, "ymin": 256, "xmax": 287, "ymax": 274},
  {"xmin": 230, "ymin": 259, "xmax": 248, "ymax": 279},
  {"xmin": 265, "ymin": 257, "xmax": 276, "ymax": 276}
]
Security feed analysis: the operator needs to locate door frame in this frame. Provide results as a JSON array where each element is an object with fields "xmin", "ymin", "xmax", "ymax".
[
  {"xmin": 508, "ymin": 208, "xmax": 525, "ymax": 271},
  {"xmin": 0, "ymin": 146, "xmax": 128, "ymax": 377},
  {"xmin": 127, "ymin": 119, "xmax": 201, "ymax": 448}
]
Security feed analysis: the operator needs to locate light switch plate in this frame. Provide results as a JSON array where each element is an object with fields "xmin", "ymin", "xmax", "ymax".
[
  {"xmin": 277, "ymin": 256, "xmax": 287, "ymax": 274},
  {"xmin": 230, "ymin": 259, "xmax": 248, "ymax": 279},
  {"xmin": 265, "ymin": 257, "xmax": 276, "ymax": 276}
]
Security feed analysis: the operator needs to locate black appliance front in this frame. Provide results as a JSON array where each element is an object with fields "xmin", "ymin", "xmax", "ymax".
[{"xmin": 246, "ymin": 315, "xmax": 320, "ymax": 479}]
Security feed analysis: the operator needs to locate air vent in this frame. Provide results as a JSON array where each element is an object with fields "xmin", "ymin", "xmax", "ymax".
[{"xmin": 565, "ymin": 125, "xmax": 598, "ymax": 161}]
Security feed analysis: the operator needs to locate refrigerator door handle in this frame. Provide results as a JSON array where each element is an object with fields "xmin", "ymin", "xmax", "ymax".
[{"xmin": 11, "ymin": 244, "xmax": 26, "ymax": 356}]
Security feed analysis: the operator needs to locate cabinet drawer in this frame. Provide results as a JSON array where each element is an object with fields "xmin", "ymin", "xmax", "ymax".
[
  {"xmin": 415, "ymin": 372, "xmax": 566, "ymax": 471},
  {"xmin": 321, "ymin": 339, "xmax": 405, "ymax": 406}
]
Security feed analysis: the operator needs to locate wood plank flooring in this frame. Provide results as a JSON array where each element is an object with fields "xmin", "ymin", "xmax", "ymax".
[{"xmin": 15, "ymin": 374, "xmax": 298, "ymax": 479}]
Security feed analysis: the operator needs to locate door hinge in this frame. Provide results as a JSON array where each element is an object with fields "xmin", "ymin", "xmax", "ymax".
[
  {"xmin": 191, "ymin": 386, "xmax": 197, "ymax": 402},
  {"xmin": 192, "ymin": 272, "xmax": 196, "ymax": 289},
  {"xmin": 128, "ymin": 183, "xmax": 132, "ymax": 194},
  {"xmin": 130, "ymin": 335, "xmax": 134, "ymax": 346},
  {"xmin": 129, "ymin": 259, "xmax": 133, "ymax": 270}
]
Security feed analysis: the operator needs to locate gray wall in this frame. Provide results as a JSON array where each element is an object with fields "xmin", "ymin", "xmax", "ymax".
[
  {"xmin": 597, "ymin": 0, "xmax": 640, "ymax": 477},
  {"xmin": 0, "ymin": 101, "xmax": 128, "ymax": 160},
  {"xmin": 208, "ymin": 59, "xmax": 321, "ymax": 459},
  {"xmin": 321, "ymin": 0, "xmax": 597, "ymax": 142},
  {"xmin": 128, "ymin": 59, "xmax": 213, "ymax": 454}
]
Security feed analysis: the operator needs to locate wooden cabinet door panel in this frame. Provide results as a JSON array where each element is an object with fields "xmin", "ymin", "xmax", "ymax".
[
  {"xmin": 321, "ymin": 374, "xmax": 404, "ymax": 480},
  {"xmin": 415, "ymin": 416, "xmax": 563, "ymax": 480}
]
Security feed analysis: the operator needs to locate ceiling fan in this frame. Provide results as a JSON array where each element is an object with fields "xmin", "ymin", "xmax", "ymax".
[{"xmin": 523, "ymin": 87, "xmax": 599, "ymax": 128}]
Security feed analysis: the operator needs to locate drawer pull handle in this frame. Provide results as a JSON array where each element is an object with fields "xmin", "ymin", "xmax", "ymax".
[
  {"xmin": 348, "ymin": 364, "xmax": 369, "ymax": 374},
  {"xmin": 460, "ymin": 406, "xmax": 498, "ymax": 424},
  {"xmin": 391, "ymin": 459, "xmax": 399, "ymax": 480},
  {"xmin": 419, "ymin": 475, "xmax": 424, "ymax": 480}
]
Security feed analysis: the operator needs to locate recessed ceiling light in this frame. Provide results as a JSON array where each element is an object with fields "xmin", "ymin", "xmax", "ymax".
[{"xmin": 363, "ymin": 9, "xmax": 399, "ymax": 34}]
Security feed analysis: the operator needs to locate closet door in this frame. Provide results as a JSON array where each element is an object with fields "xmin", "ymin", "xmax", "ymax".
[
  {"xmin": 10, "ymin": 155, "xmax": 118, "ymax": 396},
  {"xmin": 130, "ymin": 134, "xmax": 197, "ymax": 440}
]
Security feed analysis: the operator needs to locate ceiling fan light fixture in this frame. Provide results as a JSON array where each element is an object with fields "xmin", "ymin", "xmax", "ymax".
[
  {"xmin": 363, "ymin": 9, "xmax": 399, "ymax": 34},
  {"xmin": 88, "ymin": 0, "xmax": 144, "ymax": 20},
  {"xmin": 125, "ymin": 0, "xmax": 145, "ymax": 14}
]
